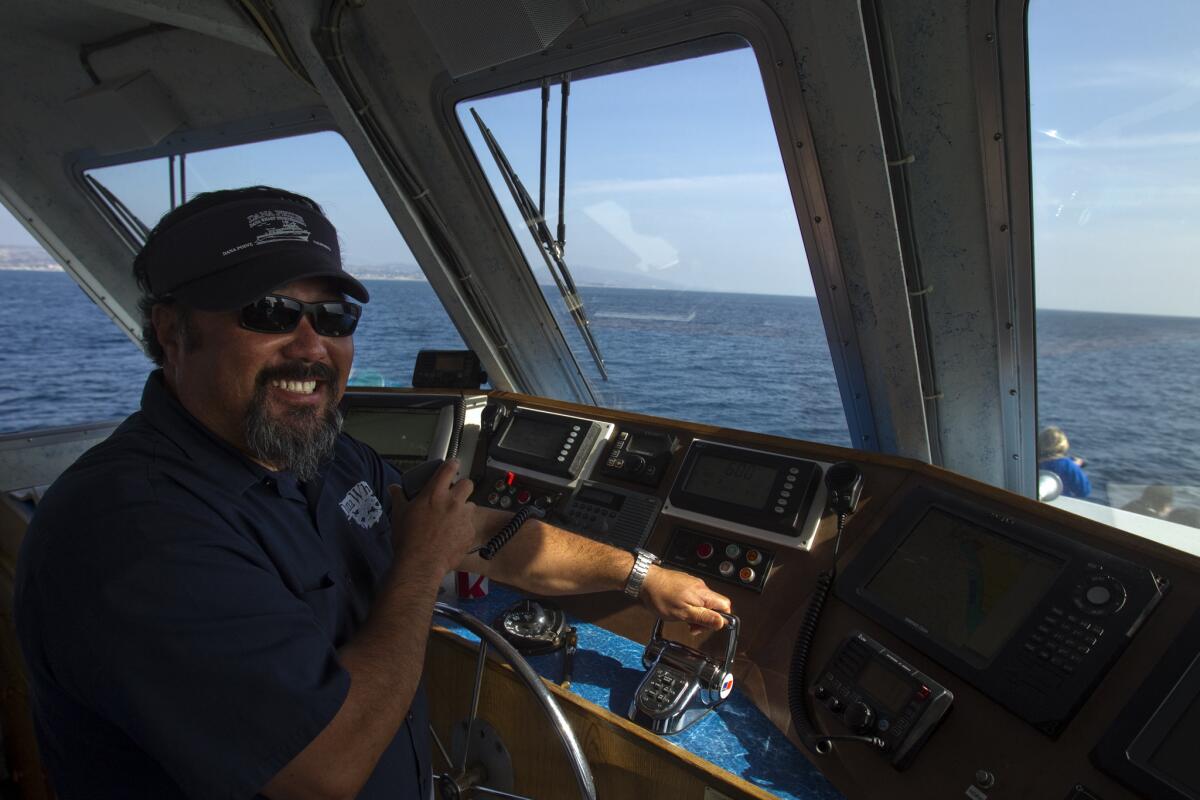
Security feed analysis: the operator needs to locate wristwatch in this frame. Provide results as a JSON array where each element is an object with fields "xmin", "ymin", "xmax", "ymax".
[{"xmin": 624, "ymin": 548, "xmax": 661, "ymax": 598}]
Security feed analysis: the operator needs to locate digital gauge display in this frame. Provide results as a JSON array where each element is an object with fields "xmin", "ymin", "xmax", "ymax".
[
  {"xmin": 500, "ymin": 414, "xmax": 570, "ymax": 460},
  {"xmin": 667, "ymin": 440, "xmax": 823, "ymax": 543},
  {"xmin": 683, "ymin": 455, "xmax": 777, "ymax": 509}
]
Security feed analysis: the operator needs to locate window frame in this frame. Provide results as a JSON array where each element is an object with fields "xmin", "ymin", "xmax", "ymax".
[
  {"xmin": 991, "ymin": 0, "xmax": 1039, "ymax": 498},
  {"xmin": 70, "ymin": 106, "xmax": 339, "ymax": 254},
  {"xmin": 435, "ymin": 0, "xmax": 881, "ymax": 450}
]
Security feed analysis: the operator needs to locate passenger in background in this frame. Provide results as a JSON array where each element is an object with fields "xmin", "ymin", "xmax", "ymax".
[
  {"xmin": 1037, "ymin": 426, "xmax": 1091, "ymax": 499},
  {"xmin": 1122, "ymin": 484, "xmax": 1174, "ymax": 519}
]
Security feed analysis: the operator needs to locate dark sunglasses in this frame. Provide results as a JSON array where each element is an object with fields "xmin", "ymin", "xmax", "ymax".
[{"xmin": 239, "ymin": 294, "xmax": 361, "ymax": 337}]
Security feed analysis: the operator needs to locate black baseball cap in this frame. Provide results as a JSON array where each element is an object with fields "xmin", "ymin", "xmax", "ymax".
[{"xmin": 142, "ymin": 198, "xmax": 369, "ymax": 311}]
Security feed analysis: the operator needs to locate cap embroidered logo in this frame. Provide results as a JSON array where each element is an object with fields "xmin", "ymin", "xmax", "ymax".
[{"xmin": 249, "ymin": 209, "xmax": 312, "ymax": 246}]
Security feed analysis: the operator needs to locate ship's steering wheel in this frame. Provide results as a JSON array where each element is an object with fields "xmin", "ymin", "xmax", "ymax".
[{"xmin": 430, "ymin": 602, "xmax": 597, "ymax": 800}]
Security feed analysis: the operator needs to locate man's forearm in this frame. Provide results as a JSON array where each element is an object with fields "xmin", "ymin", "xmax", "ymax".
[
  {"xmin": 263, "ymin": 560, "xmax": 442, "ymax": 800},
  {"xmin": 465, "ymin": 511, "xmax": 634, "ymax": 595},
  {"xmin": 463, "ymin": 507, "xmax": 733, "ymax": 632}
]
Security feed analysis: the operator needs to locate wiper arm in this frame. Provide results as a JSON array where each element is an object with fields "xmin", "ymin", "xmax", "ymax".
[
  {"xmin": 84, "ymin": 173, "xmax": 150, "ymax": 246},
  {"xmin": 470, "ymin": 107, "xmax": 608, "ymax": 380}
]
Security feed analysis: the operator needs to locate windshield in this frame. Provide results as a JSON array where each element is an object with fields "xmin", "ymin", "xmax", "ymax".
[
  {"xmin": 0, "ymin": 131, "xmax": 466, "ymax": 434},
  {"xmin": 458, "ymin": 39, "xmax": 850, "ymax": 446},
  {"xmin": 1029, "ymin": 0, "xmax": 1200, "ymax": 531}
]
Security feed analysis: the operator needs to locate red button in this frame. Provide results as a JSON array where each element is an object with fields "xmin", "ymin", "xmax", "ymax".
[
  {"xmin": 696, "ymin": 543, "xmax": 714, "ymax": 559},
  {"xmin": 516, "ymin": 489, "xmax": 531, "ymax": 504},
  {"xmin": 916, "ymin": 685, "xmax": 930, "ymax": 700},
  {"xmin": 738, "ymin": 567, "xmax": 756, "ymax": 583}
]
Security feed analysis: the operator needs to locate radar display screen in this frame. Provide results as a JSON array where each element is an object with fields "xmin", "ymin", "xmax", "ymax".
[
  {"xmin": 865, "ymin": 508, "xmax": 1063, "ymax": 667},
  {"xmin": 683, "ymin": 454, "xmax": 777, "ymax": 509}
]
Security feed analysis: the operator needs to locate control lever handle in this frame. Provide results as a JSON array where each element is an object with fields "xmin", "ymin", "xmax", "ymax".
[
  {"xmin": 647, "ymin": 613, "xmax": 739, "ymax": 690},
  {"xmin": 630, "ymin": 612, "xmax": 740, "ymax": 735}
]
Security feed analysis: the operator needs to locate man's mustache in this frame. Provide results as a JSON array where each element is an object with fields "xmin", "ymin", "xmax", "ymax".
[{"xmin": 257, "ymin": 361, "xmax": 339, "ymax": 387}]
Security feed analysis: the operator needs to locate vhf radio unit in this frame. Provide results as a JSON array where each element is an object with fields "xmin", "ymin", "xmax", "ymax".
[{"xmin": 813, "ymin": 631, "xmax": 953, "ymax": 769}]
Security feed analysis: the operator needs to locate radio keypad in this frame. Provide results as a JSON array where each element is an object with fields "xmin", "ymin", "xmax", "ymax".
[{"xmin": 1024, "ymin": 605, "xmax": 1107, "ymax": 675}]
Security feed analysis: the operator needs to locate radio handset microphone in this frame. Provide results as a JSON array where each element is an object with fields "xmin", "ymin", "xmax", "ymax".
[
  {"xmin": 399, "ymin": 458, "xmax": 445, "ymax": 500},
  {"xmin": 825, "ymin": 461, "xmax": 863, "ymax": 519},
  {"xmin": 787, "ymin": 462, "xmax": 885, "ymax": 756},
  {"xmin": 399, "ymin": 456, "xmax": 546, "ymax": 561}
]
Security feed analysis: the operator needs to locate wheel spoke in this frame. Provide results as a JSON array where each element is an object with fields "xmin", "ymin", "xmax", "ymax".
[
  {"xmin": 460, "ymin": 640, "xmax": 489, "ymax": 775},
  {"xmin": 471, "ymin": 785, "xmax": 536, "ymax": 800},
  {"xmin": 433, "ymin": 602, "xmax": 597, "ymax": 799},
  {"xmin": 429, "ymin": 723, "xmax": 453, "ymax": 769}
]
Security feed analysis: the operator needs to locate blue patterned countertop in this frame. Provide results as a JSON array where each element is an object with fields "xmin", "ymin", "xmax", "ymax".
[{"xmin": 436, "ymin": 585, "xmax": 843, "ymax": 800}]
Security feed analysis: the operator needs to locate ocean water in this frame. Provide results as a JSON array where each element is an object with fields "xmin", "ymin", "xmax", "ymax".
[{"xmin": 2, "ymin": 271, "xmax": 1197, "ymax": 506}]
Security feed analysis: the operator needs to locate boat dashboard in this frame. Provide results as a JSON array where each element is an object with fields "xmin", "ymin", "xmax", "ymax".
[{"xmin": 342, "ymin": 387, "xmax": 1200, "ymax": 800}]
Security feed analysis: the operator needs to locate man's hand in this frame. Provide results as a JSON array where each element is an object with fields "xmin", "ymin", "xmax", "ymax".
[
  {"xmin": 387, "ymin": 459, "xmax": 476, "ymax": 576},
  {"xmin": 639, "ymin": 566, "xmax": 732, "ymax": 634}
]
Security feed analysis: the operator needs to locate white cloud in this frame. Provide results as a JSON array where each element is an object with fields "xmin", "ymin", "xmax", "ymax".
[
  {"xmin": 581, "ymin": 200, "xmax": 679, "ymax": 272},
  {"xmin": 1035, "ymin": 130, "xmax": 1200, "ymax": 150}
]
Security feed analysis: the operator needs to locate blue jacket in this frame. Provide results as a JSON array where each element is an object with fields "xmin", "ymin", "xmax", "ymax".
[{"xmin": 1040, "ymin": 456, "xmax": 1092, "ymax": 499}]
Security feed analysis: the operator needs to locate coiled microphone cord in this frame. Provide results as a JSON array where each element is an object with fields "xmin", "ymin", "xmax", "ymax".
[
  {"xmin": 787, "ymin": 511, "xmax": 886, "ymax": 754},
  {"xmin": 472, "ymin": 503, "xmax": 545, "ymax": 560}
]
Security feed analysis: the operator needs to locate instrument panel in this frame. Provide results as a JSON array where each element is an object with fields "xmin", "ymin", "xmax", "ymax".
[{"xmin": 342, "ymin": 389, "xmax": 1200, "ymax": 800}]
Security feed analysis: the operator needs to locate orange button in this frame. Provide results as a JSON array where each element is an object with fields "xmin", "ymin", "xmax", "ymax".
[{"xmin": 738, "ymin": 567, "xmax": 756, "ymax": 583}]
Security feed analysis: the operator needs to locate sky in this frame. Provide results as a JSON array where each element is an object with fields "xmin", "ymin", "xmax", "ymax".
[
  {"xmin": 3, "ymin": 5, "xmax": 1200, "ymax": 315},
  {"xmin": 1028, "ymin": 0, "xmax": 1200, "ymax": 318}
]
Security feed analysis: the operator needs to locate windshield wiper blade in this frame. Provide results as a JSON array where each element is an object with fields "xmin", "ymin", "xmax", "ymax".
[
  {"xmin": 470, "ymin": 107, "xmax": 608, "ymax": 380},
  {"xmin": 84, "ymin": 173, "xmax": 151, "ymax": 245}
]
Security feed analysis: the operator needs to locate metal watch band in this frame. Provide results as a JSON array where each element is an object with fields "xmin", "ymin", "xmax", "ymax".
[{"xmin": 624, "ymin": 548, "xmax": 660, "ymax": 599}]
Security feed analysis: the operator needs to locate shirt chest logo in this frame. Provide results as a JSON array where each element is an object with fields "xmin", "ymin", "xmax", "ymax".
[{"xmin": 339, "ymin": 481, "xmax": 384, "ymax": 529}]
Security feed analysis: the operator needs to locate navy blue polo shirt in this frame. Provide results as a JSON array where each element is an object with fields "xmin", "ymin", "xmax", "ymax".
[{"xmin": 14, "ymin": 371, "xmax": 431, "ymax": 799}]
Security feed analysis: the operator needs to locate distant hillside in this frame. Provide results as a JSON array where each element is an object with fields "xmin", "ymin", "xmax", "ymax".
[
  {"xmin": 345, "ymin": 261, "xmax": 426, "ymax": 281},
  {"xmin": 347, "ymin": 259, "xmax": 690, "ymax": 291},
  {"xmin": 559, "ymin": 263, "xmax": 689, "ymax": 291},
  {"xmin": 0, "ymin": 244, "xmax": 61, "ymax": 271}
]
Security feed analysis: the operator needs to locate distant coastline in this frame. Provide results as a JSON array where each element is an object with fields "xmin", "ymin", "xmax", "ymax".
[{"xmin": 0, "ymin": 244, "xmax": 63, "ymax": 271}]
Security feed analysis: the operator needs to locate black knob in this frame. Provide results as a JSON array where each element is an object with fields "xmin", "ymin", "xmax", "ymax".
[
  {"xmin": 826, "ymin": 697, "xmax": 844, "ymax": 713},
  {"xmin": 844, "ymin": 701, "xmax": 875, "ymax": 733},
  {"xmin": 628, "ymin": 455, "xmax": 647, "ymax": 473},
  {"xmin": 814, "ymin": 686, "xmax": 830, "ymax": 700},
  {"xmin": 1085, "ymin": 584, "xmax": 1112, "ymax": 606}
]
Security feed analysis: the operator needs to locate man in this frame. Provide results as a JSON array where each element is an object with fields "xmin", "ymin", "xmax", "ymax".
[{"xmin": 14, "ymin": 186, "xmax": 732, "ymax": 799}]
